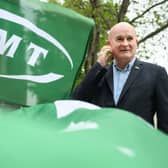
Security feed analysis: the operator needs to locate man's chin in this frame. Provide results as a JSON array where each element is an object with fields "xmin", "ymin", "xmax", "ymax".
[{"xmin": 119, "ymin": 54, "xmax": 132, "ymax": 58}]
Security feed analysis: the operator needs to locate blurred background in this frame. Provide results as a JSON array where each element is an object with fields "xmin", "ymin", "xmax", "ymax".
[{"xmin": 41, "ymin": 0, "xmax": 168, "ymax": 82}]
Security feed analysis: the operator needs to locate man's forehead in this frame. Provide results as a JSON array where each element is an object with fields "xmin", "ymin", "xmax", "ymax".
[
  {"xmin": 109, "ymin": 25, "xmax": 137, "ymax": 39},
  {"xmin": 114, "ymin": 32, "xmax": 135, "ymax": 37}
]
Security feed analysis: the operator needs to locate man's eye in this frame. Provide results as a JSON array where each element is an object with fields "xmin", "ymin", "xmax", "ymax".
[
  {"xmin": 116, "ymin": 38, "xmax": 123, "ymax": 41},
  {"xmin": 127, "ymin": 37, "xmax": 133, "ymax": 41}
]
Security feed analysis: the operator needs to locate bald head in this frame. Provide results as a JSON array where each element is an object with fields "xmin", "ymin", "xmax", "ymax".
[{"xmin": 108, "ymin": 22, "xmax": 137, "ymax": 40}]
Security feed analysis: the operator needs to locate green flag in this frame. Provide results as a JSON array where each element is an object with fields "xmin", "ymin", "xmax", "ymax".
[
  {"xmin": 0, "ymin": 0, "xmax": 94, "ymax": 106},
  {"xmin": 0, "ymin": 100, "xmax": 168, "ymax": 168}
]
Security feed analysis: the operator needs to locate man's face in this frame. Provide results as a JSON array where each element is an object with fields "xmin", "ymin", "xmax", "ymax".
[{"xmin": 109, "ymin": 24, "xmax": 138, "ymax": 63}]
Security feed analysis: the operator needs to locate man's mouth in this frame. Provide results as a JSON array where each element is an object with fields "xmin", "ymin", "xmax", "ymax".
[{"xmin": 120, "ymin": 49, "xmax": 130, "ymax": 52}]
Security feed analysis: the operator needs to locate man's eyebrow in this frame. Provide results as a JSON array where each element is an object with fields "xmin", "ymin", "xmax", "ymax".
[{"xmin": 115, "ymin": 35, "xmax": 123, "ymax": 38}]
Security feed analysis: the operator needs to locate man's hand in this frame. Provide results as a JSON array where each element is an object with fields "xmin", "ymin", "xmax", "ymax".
[{"xmin": 97, "ymin": 45, "xmax": 113, "ymax": 67}]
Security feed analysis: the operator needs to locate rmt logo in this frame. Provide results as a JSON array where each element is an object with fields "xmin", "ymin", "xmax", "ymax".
[
  {"xmin": 0, "ymin": 29, "xmax": 48, "ymax": 67},
  {"xmin": 0, "ymin": 9, "xmax": 73, "ymax": 68}
]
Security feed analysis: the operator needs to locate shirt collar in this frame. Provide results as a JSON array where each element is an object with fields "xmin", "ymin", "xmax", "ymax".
[{"xmin": 113, "ymin": 57, "xmax": 136, "ymax": 72}]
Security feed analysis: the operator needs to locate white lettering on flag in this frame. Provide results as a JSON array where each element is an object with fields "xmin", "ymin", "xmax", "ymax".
[
  {"xmin": 0, "ymin": 9, "xmax": 73, "ymax": 68},
  {"xmin": 0, "ymin": 29, "xmax": 22, "ymax": 57}
]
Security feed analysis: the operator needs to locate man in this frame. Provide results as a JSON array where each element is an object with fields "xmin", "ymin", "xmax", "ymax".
[{"xmin": 72, "ymin": 22, "xmax": 168, "ymax": 134}]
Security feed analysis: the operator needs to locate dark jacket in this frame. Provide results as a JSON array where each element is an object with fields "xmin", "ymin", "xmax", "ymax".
[{"xmin": 72, "ymin": 59, "xmax": 168, "ymax": 134}]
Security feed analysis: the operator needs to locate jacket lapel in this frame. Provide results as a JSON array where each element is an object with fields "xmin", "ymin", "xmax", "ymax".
[
  {"xmin": 105, "ymin": 65, "xmax": 114, "ymax": 94},
  {"xmin": 118, "ymin": 59, "xmax": 143, "ymax": 104},
  {"xmin": 105, "ymin": 66, "xmax": 116, "ymax": 105}
]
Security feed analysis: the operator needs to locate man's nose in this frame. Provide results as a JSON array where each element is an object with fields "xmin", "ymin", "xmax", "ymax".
[{"xmin": 122, "ymin": 39, "xmax": 129, "ymax": 45}]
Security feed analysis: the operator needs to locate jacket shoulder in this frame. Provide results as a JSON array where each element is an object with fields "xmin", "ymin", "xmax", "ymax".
[{"xmin": 137, "ymin": 59, "xmax": 166, "ymax": 71}]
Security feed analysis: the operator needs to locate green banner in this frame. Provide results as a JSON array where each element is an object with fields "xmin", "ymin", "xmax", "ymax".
[
  {"xmin": 0, "ymin": 100, "xmax": 168, "ymax": 168},
  {"xmin": 0, "ymin": 0, "xmax": 94, "ymax": 106}
]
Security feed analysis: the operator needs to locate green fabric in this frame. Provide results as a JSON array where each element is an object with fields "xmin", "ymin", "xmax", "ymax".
[
  {"xmin": 0, "ymin": 0, "xmax": 94, "ymax": 106},
  {"xmin": 0, "ymin": 101, "xmax": 167, "ymax": 168}
]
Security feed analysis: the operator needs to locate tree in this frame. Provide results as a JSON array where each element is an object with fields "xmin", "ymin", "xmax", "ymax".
[
  {"xmin": 126, "ymin": 0, "xmax": 168, "ymax": 61},
  {"xmin": 62, "ymin": 0, "xmax": 119, "ymax": 73}
]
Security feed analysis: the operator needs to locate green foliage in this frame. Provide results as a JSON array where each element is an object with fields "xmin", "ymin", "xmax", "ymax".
[
  {"xmin": 63, "ymin": 0, "xmax": 92, "ymax": 16},
  {"xmin": 63, "ymin": 0, "xmax": 118, "ymax": 49}
]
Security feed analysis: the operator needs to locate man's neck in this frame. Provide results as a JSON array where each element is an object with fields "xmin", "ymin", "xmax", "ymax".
[{"xmin": 115, "ymin": 57, "xmax": 136, "ymax": 70}]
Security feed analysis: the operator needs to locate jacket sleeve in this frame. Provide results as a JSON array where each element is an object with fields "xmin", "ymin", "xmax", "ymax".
[
  {"xmin": 71, "ymin": 62, "xmax": 107, "ymax": 102},
  {"xmin": 156, "ymin": 67, "xmax": 168, "ymax": 134}
]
